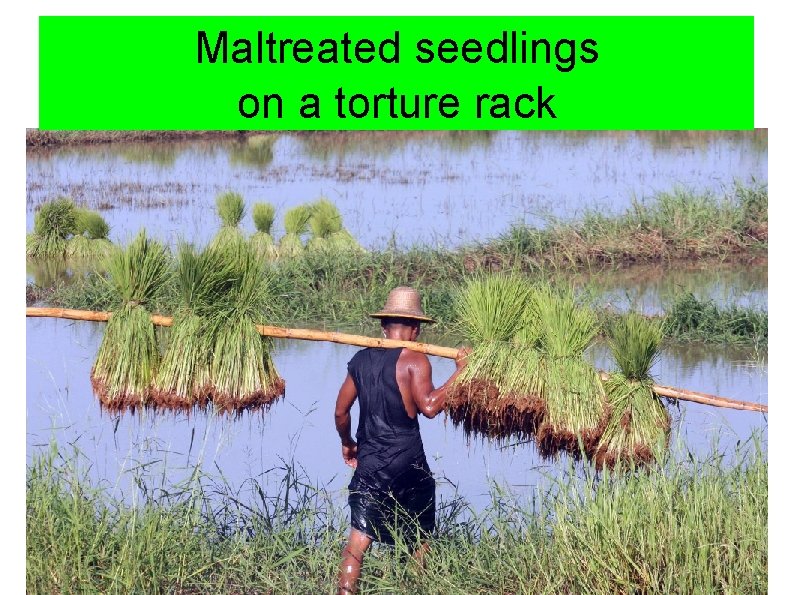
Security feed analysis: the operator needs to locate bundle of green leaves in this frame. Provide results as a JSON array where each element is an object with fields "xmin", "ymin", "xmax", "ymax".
[
  {"xmin": 90, "ymin": 230, "xmax": 170, "ymax": 411},
  {"xmin": 594, "ymin": 312, "xmax": 670, "ymax": 468}
]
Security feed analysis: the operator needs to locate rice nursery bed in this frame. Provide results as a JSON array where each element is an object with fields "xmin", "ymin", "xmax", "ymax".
[{"xmin": 26, "ymin": 437, "xmax": 767, "ymax": 594}]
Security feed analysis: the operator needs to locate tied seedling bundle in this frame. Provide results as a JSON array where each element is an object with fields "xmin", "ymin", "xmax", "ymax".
[
  {"xmin": 307, "ymin": 198, "xmax": 364, "ymax": 253},
  {"xmin": 534, "ymin": 285, "xmax": 608, "ymax": 457},
  {"xmin": 27, "ymin": 197, "xmax": 112, "ymax": 261},
  {"xmin": 149, "ymin": 243, "xmax": 224, "ymax": 411},
  {"xmin": 593, "ymin": 312, "xmax": 670, "ymax": 468},
  {"xmin": 90, "ymin": 230, "xmax": 170, "ymax": 411},
  {"xmin": 154, "ymin": 237, "xmax": 285, "ymax": 414},
  {"xmin": 27, "ymin": 197, "xmax": 76, "ymax": 259},
  {"xmin": 211, "ymin": 191, "xmax": 246, "ymax": 248},
  {"xmin": 446, "ymin": 274, "xmax": 544, "ymax": 439},
  {"xmin": 66, "ymin": 208, "xmax": 113, "ymax": 260},
  {"xmin": 204, "ymin": 236, "xmax": 285, "ymax": 413},
  {"xmin": 250, "ymin": 202, "xmax": 278, "ymax": 260},
  {"xmin": 279, "ymin": 204, "xmax": 313, "ymax": 257}
]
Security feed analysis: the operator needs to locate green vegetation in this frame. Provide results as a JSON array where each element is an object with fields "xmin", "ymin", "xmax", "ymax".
[
  {"xmin": 307, "ymin": 198, "xmax": 363, "ymax": 254},
  {"xmin": 490, "ymin": 183, "xmax": 767, "ymax": 267},
  {"xmin": 596, "ymin": 313, "xmax": 670, "ymax": 468},
  {"xmin": 279, "ymin": 204, "xmax": 313, "ymax": 257},
  {"xmin": 27, "ymin": 196, "xmax": 112, "ymax": 260},
  {"xmin": 40, "ymin": 249, "xmax": 767, "ymax": 349},
  {"xmin": 250, "ymin": 202, "xmax": 278, "ymax": 260},
  {"xmin": 533, "ymin": 285, "xmax": 606, "ymax": 456},
  {"xmin": 448, "ymin": 274, "xmax": 542, "ymax": 438},
  {"xmin": 27, "ymin": 437, "xmax": 767, "ymax": 593},
  {"xmin": 90, "ymin": 231, "xmax": 170, "ymax": 411},
  {"xmin": 27, "ymin": 185, "xmax": 768, "ymax": 348},
  {"xmin": 664, "ymin": 292, "xmax": 768, "ymax": 347}
]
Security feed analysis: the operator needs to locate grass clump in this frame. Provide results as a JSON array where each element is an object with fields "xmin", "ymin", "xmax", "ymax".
[
  {"xmin": 250, "ymin": 202, "xmax": 278, "ymax": 260},
  {"xmin": 90, "ymin": 230, "xmax": 170, "ymax": 411},
  {"xmin": 594, "ymin": 313, "xmax": 671, "ymax": 468},
  {"xmin": 489, "ymin": 182, "xmax": 768, "ymax": 267},
  {"xmin": 533, "ymin": 285, "xmax": 608, "ymax": 457},
  {"xmin": 664, "ymin": 292, "xmax": 768, "ymax": 346}
]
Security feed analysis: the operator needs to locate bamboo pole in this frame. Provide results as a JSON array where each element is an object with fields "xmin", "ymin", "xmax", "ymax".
[{"xmin": 26, "ymin": 307, "xmax": 768, "ymax": 413}]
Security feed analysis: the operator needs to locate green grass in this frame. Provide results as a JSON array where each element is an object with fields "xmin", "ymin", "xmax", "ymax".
[
  {"xmin": 491, "ymin": 182, "xmax": 767, "ymax": 267},
  {"xmin": 28, "ymin": 184, "xmax": 768, "ymax": 347},
  {"xmin": 27, "ymin": 436, "xmax": 767, "ymax": 593},
  {"xmin": 42, "ymin": 249, "xmax": 767, "ymax": 349},
  {"xmin": 663, "ymin": 292, "xmax": 768, "ymax": 347}
]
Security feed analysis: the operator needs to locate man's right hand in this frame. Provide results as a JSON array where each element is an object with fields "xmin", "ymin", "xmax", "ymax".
[
  {"xmin": 455, "ymin": 347, "xmax": 472, "ymax": 371},
  {"xmin": 342, "ymin": 441, "xmax": 358, "ymax": 469}
]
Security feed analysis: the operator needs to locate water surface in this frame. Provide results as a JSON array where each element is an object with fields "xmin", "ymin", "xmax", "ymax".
[{"xmin": 27, "ymin": 318, "xmax": 767, "ymax": 511}]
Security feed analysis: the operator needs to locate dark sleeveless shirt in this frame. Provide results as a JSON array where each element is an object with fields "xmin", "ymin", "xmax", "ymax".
[{"xmin": 346, "ymin": 347, "xmax": 435, "ymax": 543}]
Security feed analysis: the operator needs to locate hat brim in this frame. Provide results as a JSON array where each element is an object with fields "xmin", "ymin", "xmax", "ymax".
[{"xmin": 369, "ymin": 311, "xmax": 436, "ymax": 324}]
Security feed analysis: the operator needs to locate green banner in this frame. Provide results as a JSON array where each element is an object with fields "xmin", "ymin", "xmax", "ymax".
[{"xmin": 39, "ymin": 16, "xmax": 753, "ymax": 130}]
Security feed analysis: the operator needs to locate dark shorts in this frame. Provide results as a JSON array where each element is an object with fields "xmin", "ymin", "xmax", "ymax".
[{"xmin": 348, "ymin": 464, "xmax": 436, "ymax": 545}]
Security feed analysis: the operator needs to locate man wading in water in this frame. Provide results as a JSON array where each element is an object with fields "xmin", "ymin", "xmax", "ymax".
[{"xmin": 334, "ymin": 287, "xmax": 470, "ymax": 594}]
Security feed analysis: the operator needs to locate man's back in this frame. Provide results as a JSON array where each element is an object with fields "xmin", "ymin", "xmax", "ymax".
[{"xmin": 346, "ymin": 346, "xmax": 435, "ymax": 545}]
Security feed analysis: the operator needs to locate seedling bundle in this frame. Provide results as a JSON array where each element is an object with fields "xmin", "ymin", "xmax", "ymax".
[{"xmin": 447, "ymin": 274, "xmax": 669, "ymax": 466}]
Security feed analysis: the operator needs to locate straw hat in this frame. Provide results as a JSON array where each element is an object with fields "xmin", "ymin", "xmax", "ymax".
[{"xmin": 370, "ymin": 286, "xmax": 435, "ymax": 323}]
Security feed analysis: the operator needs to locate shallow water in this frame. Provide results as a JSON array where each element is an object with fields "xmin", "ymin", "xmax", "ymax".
[
  {"xmin": 25, "ymin": 131, "xmax": 768, "ymax": 311},
  {"xmin": 26, "ymin": 318, "xmax": 767, "ymax": 511},
  {"xmin": 27, "ymin": 130, "xmax": 767, "ymax": 250}
]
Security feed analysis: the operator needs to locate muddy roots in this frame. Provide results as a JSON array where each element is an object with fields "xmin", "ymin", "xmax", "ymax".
[{"xmin": 445, "ymin": 379, "xmax": 546, "ymax": 441}]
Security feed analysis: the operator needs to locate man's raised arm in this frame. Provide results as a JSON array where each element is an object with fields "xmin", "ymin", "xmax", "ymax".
[{"xmin": 408, "ymin": 348, "xmax": 470, "ymax": 419}]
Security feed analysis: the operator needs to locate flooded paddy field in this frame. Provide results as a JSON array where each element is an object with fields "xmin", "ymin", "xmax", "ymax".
[
  {"xmin": 27, "ymin": 131, "xmax": 768, "ymax": 498},
  {"xmin": 27, "ymin": 317, "xmax": 766, "ymax": 511},
  {"xmin": 25, "ymin": 130, "xmax": 768, "ymax": 591},
  {"xmin": 27, "ymin": 130, "xmax": 767, "ymax": 250}
]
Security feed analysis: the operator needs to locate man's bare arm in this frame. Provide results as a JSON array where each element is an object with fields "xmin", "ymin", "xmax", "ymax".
[
  {"xmin": 408, "ymin": 348, "xmax": 470, "ymax": 419},
  {"xmin": 334, "ymin": 374, "xmax": 359, "ymax": 467}
]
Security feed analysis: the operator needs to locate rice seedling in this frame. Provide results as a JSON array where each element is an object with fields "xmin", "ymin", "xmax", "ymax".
[
  {"xmin": 308, "ymin": 198, "xmax": 343, "ymax": 239},
  {"xmin": 65, "ymin": 208, "xmax": 114, "ymax": 260},
  {"xmin": 533, "ymin": 285, "xmax": 608, "ymax": 457},
  {"xmin": 250, "ymin": 202, "xmax": 278, "ymax": 260},
  {"xmin": 149, "ymin": 243, "xmax": 224, "ymax": 411},
  {"xmin": 27, "ymin": 196, "xmax": 78, "ymax": 259},
  {"xmin": 65, "ymin": 235, "xmax": 113, "ymax": 260},
  {"xmin": 216, "ymin": 191, "xmax": 246, "ymax": 227},
  {"xmin": 74, "ymin": 208, "xmax": 110, "ymax": 239},
  {"xmin": 279, "ymin": 204, "xmax": 313, "ymax": 258},
  {"xmin": 211, "ymin": 191, "xmax": 247, "ymax": 248},
  {"xmin": 446, "ymin": 274, "xmax": 543, "ymax": 439},
  {"xmin": 90, "ymin": 230, "xmax": 171, "ymax": 411},
  {"xmin": 305, "ymin": 197, "xmax": 365, "ymax": 253},
  {"xmin": 593, "ymin": 312, "xmax": 671, "ymax": 468},
  {"xmin": 204, "ymin": 240, "xmax": 285, "ymax": 413}
]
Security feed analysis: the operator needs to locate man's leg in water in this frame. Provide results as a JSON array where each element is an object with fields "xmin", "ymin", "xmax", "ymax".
[
  {"xmin": 411, "ymin": 541, "xmax": 430, "ymax": 569},
  {"xmin": 338, "ymin": 528, "xmax": 373, "ymax": 594}
]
